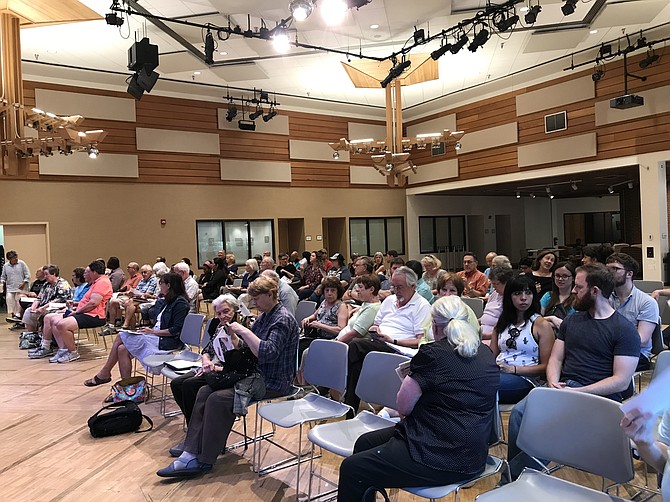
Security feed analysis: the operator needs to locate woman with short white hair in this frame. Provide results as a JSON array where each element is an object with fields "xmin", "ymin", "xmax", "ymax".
[{"xmin": 338, "ymin": 295, "xmax": 499, "ymax": 500}]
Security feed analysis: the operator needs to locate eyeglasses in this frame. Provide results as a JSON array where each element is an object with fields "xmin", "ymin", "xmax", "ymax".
[
  {"xmin": 506, "ymin": 327, "xmax": 521, "ymax": 350},
  {"xmin": 554, "ymin": 274, "xmax": 572, "ymax": 280},
  {"xmin": 607, "ymin": 266, "xmax": 626, "ymax": 272},
  {"xmin": 511, "ymin": 289, "xmax": 533, "ymax": 297}
]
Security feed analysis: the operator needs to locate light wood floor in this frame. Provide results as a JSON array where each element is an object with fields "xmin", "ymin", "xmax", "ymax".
[{"xmin": 0, "ymin": 318, "xmax": 662, "ymax": 502}]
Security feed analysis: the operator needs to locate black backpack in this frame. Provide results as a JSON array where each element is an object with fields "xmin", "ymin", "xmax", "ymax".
[{"xmin": 88, "ymin": 401, "xmax": 153, "ymax": 438}]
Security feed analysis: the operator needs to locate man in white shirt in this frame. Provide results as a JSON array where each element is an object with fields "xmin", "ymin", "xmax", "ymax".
[
  {"xmin": 175, "ymin": 262, "xmax": 199, "ymax": 313},
  {"xmin": 1, "ymin": 250, "xmax": 30, "ymax": 321},
  {"xmin": 344, "ymin": 267, "xmax": 431, "ymax": 417}
]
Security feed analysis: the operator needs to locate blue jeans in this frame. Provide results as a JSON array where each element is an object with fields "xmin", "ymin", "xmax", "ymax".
[{"xmin": 499, "ymin": 373, "xmax": 535, "ymax": 404}]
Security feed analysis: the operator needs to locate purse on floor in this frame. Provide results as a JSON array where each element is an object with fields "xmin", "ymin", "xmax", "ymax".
[
  {"xmin": 88, "ymin": 401, "xmax": 153, "ymax": 438},
  {"xmin": 111, "ymin": 376, "xmax": 148, "ymax": 403}
]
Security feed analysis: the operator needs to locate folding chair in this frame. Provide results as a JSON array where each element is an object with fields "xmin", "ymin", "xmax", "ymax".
[
  {"xmin": 295, "ymin": 300, "xmax": 317, "ymax": 325},
  {"xmin": 634, "ymin": 320, "xmax": 664, "ymax": 392},
  {"xmin": 462, "ymin": 296, "xmax": 484, "ymax": 318},
  {"xmin": 255, "ymin": 339, "xmax": 350, "ymax": 500},
  {"xmin": 476, "ymin": 387, "xmax": 635, "ymax": 502},
  {"xmin": 306, "ymin": 351, "xmax": 410, "ymax": 500}
]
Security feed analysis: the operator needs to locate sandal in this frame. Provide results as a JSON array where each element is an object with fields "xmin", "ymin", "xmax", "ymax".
[{"xmin": 84, "ymin": 375, "xmax": 112, "ymax": 387}]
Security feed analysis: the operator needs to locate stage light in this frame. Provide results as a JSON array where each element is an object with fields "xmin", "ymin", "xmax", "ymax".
[
  {"xmin": 561, "ymin": 0, "xmax": 577, "ymax": 16},
  {"xmin": 450, "ymin": 33, "xmax": 468, "ymax": 54},
  {"xmin": 639, "ymin": 49, "xmax": 659, "ymax": 69},
  {"xmin": 137, "ymin": 67, "xmax": 159, "ymax": 93},
  {"xmin": 249, "ymin": 107, "xmax": 263, "ymax": 121},
  {"xmin": 238, "ymin": 120, "xmax": 256, "ymax": 131},
  {"xmin": 454, "ymin": 141, "xmax": 462, "ymax": 151},
  {"xmin": 204, "ymin": 30, "xmax": 215, "ymax": 65},
  {"xmin": 226, "ymin": 104, "xmax": 237, "ymax": 122},
  {"xmin": 627, "ymin": 182, "xmax": 634, "ymax": 189},
  {"xmin": 105, "ymin": 13, "xmax": 124, "ymax": 27},
  {"xmin": 380, "ymin": 58, "xmax": 411, "ymax": 88},
  {"xmin": 493, "ymin": 11, "xmax": 519, "ymax": 32},
  {"xmin": 530, "ymin": 193, "xmax": 536, "ymax": 198},
  {"xmin": 525, "ymin": 4, "xmax": 541, "ymax": 24},
  {"xmin": 516, "ymin": 191, "xmax": 521, "ymax": 199},
  {"xmin": 272, "ymin": 29, "xmax": 291, "ymax": 53},
  {"xmin": 592, "ymin": 62, "xmax": 604, "ymax": 82},
  {"xmin": 431, "ymin": 40, "xmax": 452, "ymax": 61},
  {"xmin": 262, "ymin": 109, "xmax": 277, "ymax": 122},
  {"xmin": 87, "ymin": 145, "xmax": 99, "ymax": 159},
  {"xmin": 608, "ymin": 186, "xmax": 614, "ymax": 194},
  {"xmin": 289, "ymin": 0, "xmax": 314, "ymax": 21},
  {"xmin": 332, "ymin": 151, "xmax": 340, "ymax": 159},
  {"xmin": 468, "ymin": 26, "xmax": 490, "ymax": 52},
  {"xmin": 321, "ymin": 0, "xmax": 347, "ymax": 25},
  {"xmin": 571, "ymin": 181, "xmax": 578, "ymax": 191}
]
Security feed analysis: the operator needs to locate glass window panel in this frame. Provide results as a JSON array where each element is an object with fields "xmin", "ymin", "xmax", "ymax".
[
  {"xmin": 225, "ymin": 221, "xmax": 249, "ymax": 260},
  {"xmin": 435, "ymin": 217, "xmax": 450, "ymax": 251},
  {"xmin": 386, "ymin": 218, "xmax": 404, "ymax": 254},
  {"xmin": 349, "ymin": 219, "xmax": 368, "ymax": 256},
  {"xmin": 368, "ymin": 218, "xmax": 386, "ymax": 255},
  {"xmin": 196, "ymin": 221, "xmax": 223, "ymax": 268},
  {"xmin": 450, "ymin": 217, "xmax": 466, "ymax": 251},
  {"xmin": 419, "ymin": 217, "xmax": 435, "ymax": 254},
  {"xmin": 250, "ymin": 220, "xmax": 273, "ymax": 258}
]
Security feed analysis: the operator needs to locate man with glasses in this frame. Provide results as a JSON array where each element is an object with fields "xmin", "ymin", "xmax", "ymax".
[
  {"xmin": 456, "ymin": 252, "xmax": 488, "ymax": 298},
  {"xmin": 606, "ymin": 252, "xmax": 659, "ymax": 371},
  {"xmin": 504, "ymin": 263, "xmax": 640, "ymax": 482},
  {"xmin": 22, "ymin": 264, "xmax": 71, "ymax": 335},
  {"xmin": 342, "ymin": 256, "xmax": 374, "ymax": 303}
]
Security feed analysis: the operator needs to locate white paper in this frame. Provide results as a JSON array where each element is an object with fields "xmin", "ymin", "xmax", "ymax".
[
  {"xmin": 395, "ymin": 360, "xmax": 411, "ymax": 381},
  {"xmin": 385, "ymin": 341, "xmax": 418, "ymax": 358},
  {"xmin": 621, "ymin": 367, "xmax": 670, "ymax": 415},
  {"xmin": 239, "ymin": 303, "xmax": 252, "ymax": 318}
]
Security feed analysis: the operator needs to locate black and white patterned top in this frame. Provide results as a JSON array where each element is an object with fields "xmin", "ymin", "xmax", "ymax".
[{"xmin": 496, "ymin": 314, "xmax": 540, "ymax": 367}]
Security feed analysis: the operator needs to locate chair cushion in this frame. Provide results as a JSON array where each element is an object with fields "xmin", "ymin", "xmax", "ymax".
[
  {"xmin": 307, "ymin": 411, "xmax": 396, "ymax": 457},
  {"xmin": 257, "ymin": 392, "xmax": 350, "ymax": 428}
]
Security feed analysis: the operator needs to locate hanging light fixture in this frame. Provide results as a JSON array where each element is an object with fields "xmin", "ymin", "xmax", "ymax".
[{"xmin": 289, "ymin": 0, "xmax": 314, "ymax": 21}]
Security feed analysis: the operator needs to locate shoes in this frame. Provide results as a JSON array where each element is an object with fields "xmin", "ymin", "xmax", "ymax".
[
  {"xmin": 156, "ymin": 458, "xmax": 212, "ymax": 478},
  {"xmin": 6, "ymin": 315, "xmax": 21, "ymax": 323},
  {"xmin": 9, "ymin": 323, "xmax": 25, "ymax": 331},
  {"xmin": 84, "ymin": 375, "xmax": 112, "ymax": 387},
  {"xmin": 49, "ymin": 348, "xmax": 69, "ymax": 363},
  {"xmin": 28, "ymin": 346, "xmax": 55, "ymax": 359},
  {"xmin": 100, "ymin": 325, "xmax": 118, "ymax": 336},
  {"xmin": 56, "ymin": 350, "xmax": 80, "ymax": 363},
  {"xmin": 169, "ymin": 440, "xmax": 186, "ymax": 457}
]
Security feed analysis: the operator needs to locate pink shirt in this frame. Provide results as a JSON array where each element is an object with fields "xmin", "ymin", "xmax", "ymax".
[{"xmin": 80, "ymin": 275, "xmax": 113, "ymax": 318}]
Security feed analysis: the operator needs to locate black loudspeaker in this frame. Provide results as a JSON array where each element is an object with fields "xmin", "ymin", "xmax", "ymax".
[{"xmin": 128, "ymin": 38, "xmax": 159, "ymax": 72}]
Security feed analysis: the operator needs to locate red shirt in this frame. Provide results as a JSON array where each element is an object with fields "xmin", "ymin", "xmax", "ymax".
[{"xmin": 80, "ymin": 275, "xmax": 113, "ymax": 318}]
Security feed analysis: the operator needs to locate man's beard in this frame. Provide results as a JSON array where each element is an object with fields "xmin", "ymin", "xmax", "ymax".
[{"xmin": 574, "ymin": 290, "xmax": 595, "ymax": 311}]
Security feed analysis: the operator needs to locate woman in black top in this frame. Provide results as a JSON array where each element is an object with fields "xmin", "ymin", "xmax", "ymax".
[
  {"xmin": 201, "ymin": 257, "xmax": 228, "ymax": 300},
  {"xmin": 337, "ymin": 296, "xmax": 500, "ymax": 501},
  {"xmin": 531, "ymin": 249, "xmax": 557, "ymax": 297}
]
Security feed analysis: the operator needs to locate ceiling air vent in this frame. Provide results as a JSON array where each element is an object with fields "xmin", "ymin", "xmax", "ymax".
[{"xmin": 544, "ymin": 111, "xmax": 567, "ymax": 134}]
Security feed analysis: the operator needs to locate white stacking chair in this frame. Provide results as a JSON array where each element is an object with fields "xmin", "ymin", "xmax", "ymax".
[
  {"xmin": 306, "ymin": 351, "xmax": 410, "ymax": 500},
  {"xmin": 295, "ymin": 300, "xmax": 317, "ymax": 325},
  {"xmin": 475, "ymin": 387, "xmax": 635, "ymax": 502},
  {"xmin": 633, "ymin": 280, "xmax": 664, "ymax": 294},
  {"xmin": 462, "ymin": 296, "xmax": 484, "ymax": 318},
  {"xmin": 255, "ymin": 339, "xmax": 350, "ymax": 500}
]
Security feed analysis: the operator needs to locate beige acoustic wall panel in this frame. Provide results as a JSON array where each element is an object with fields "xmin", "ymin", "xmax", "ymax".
[
  {"xmin": 458, "ymin": 123, "xmax": 518, "ymax": 154},
  {"xmin": 35, "ymin": 88, "xmax": 136, "ymax": 122},
  {"xmin": 220, "ymin": 159, "xmax": 291, "ymax": 183},
  {"xmin": 217, "ymin": 109, "xmax": 289, "ymax": 135},
  {"xmin": 595, "ymin": 85, "xmax": 670, "ymax": 126},
  {"xmin": 136, "ymin": 127, "xmax": 220, "ymax": 155},
  {"xmin": 518, "ymin": 133, "xmax": 596, "ymax": 168},
  {"xmin": 409, "ymin": 158, "xmax": 459, "ymax": 184},
  {"xmin": 407, "ymin": 114, "xmax": 457, "ymax": 137},
  {"xmin": 39, "ymin": 152, "xmax": 138, "ymax": 177},
  {"xmin": 350, "ymin": 165, "xmax": 387, "ymax": 185},
  {"xmin": 348, "ymin": 122, "xmax": 386, "ymax": 140},
  {"xmin": 516, "ymin": 76, "xmax": 594, "ymax": 116},
  {"xmin": 289, "ymin": 139, "xmax": 350, "ymax": 162}
]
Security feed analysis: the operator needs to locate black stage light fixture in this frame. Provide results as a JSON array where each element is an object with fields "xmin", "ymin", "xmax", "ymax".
[
  {"xmin": 639, "ymin": 49, "xmax": 659, "ymax": 69},
  {"xmin": 525, "ymin": 4, "xmax": 541, "ymax": 24},
  {"xmin": 238, "ymin": 120, "xmax": 257, "ymax": 131},
  {"xmin": 413, "ymin": 27, "xmax": 426, "ymax": 44},
  {"xmin": 263, "ymin": 109, "xmax": 277, "ymax": 122},
  {"xmin": 450, "ymin": 33, "xmax": 468, "ymax": 54},
  {"xmin": 561, "ymin": 0, "xmax": 577, "ymax": 16},
  {"xmin": 592, "ymin": 62, "xmax": 604, "ymax": 82},
  {"xmin": 127, "ymin": 74, "xmax": 145, "ymax": 101},
  {"xmin": 493, "ymin": 11, "xmax": 519, "ymax": 32},
  {"xmin": 431, "ymin": 40, "xmax": 452, "ymax": 61},
  {"xmin": 137, "ymin": 67, "xmax": 159, "ymax": 93},
  {"xmin": 204, "ymin": 29, "xmax": 215, "ymax": 65},
  {"xmin": 249, "ymin": 107, "xmax": 264, "ymax": 120},
  {"xmin": 226, "ymin": 104, "xmax": 238, "ymax": 122},
  {"xmin": 128, "ymin": 38, "xmax": 159, "ymax": 72},
  {"xmin": 380, "ymin": 58, "xmax": 411, "ymax": 88},
  {"xmin": 468, "ymin": 27, "xmax": 490, "ymax": 52},
  {"xmin": 105, "ymin": 13, "xmax": 124, "ymax": 26}
]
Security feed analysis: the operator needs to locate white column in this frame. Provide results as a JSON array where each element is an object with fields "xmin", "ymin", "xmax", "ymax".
[{"xmin": 638, "ymin": 154, "xmax": 670, "ymax": 281}]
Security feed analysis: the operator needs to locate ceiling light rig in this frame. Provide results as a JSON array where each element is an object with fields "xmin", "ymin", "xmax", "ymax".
[
  {"xmin": 223, "ymin": 88, "xmax": 281, "ymax": 130},
  {"xmin": 561, "ymin": 0, "xmax": 578, "ymax": 16},
  {"xmin": 515, "ymin": 180, "xmax": 582, "ymax": 198}
]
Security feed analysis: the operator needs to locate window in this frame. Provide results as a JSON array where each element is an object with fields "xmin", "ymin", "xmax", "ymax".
[
  {"xmin": 196, "ymin": 219, "xmax": 274, "ymax": 268},
  {"xmin": 419, "ymin": 216, "xmax": 466, "ymax": 254},
  {"xmin": 349, "ymin": 217, "xmax": 404, "ymax": 256}
]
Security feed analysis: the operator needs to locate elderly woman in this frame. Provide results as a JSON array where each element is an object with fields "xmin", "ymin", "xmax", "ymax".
[
  {"xmin": 480, "ymin": 266, "xmax": 514, "ymax": 344},
  {"xmin": 338, "ymin": 296, "xmax": 499, "ymax": 501},
  {"xmin": 490, "ymin": 274, "xmax": 555, "ymax": 404},
  {"xmin": 420, "ymin": 254, "xmax": 445, "ymax": 293},
  {"xmin": 168, "ymin": 294, "xmax": 239, "ymax": 456},
  {"xmin": 373, "ymin": 251, "xmax": 386, "ymax": 278},
  {"xmin": 104, "ymin": 264, "xmax": 160, "ymax": 333},
  {"xmin": 156, "ymin": 276, "xmax": 299, "ymax": 478},
  {"xmin": 84, "ymin": 272, "xmax": 189, "ymax": 387},
  {"xmin": 298, "ymin": 250, "xmax": 326, "ymax": 301},
  {"xmin": 540, "ymin": 261, "xmax": 576, "ymax": 331},
  {"xmin": 337, "ymin": 274, "xmax": 382, "ymax": 344},
  {"xmin": 424, "ymin": 272, "xmax": 480, "ymax": 338},
  {"xmin": 531, "ymin": 249, "xmax": 557, "ymax": 297},
  {"xmin": 228, "ymin": 258, "xmax": 259, "ymax": 296},
  {"xmin": 225, "ymin": 253, "xmax": 238, "ymax": 276},
  {"xmin": 198, "ymin": 261, "xmax": 213, "ymax": 286},
  {"xmin": 201, "ymin": 257, "xmax": 228, "ymax": 300}
]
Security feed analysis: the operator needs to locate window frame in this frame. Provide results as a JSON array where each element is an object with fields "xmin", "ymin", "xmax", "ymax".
[
  {"xmin": 418, "ymin": 215, "xmax": 467, "ymax": 254},
  {"xmin": 195, "ymin": 219, "xmax": 275, "ymax": 269},
  {"xmin": 348, "ymin": 216, "xmax": 405, "ymax": 256}
]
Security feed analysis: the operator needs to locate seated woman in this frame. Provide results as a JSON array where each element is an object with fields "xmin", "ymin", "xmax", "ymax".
[
  {"xmin": 420, "ymin": 254, "xmax": 446, "ymax": 294},
  {"xmin": 421, "ymin": 272, "xmax": 480, "ymax": 341},
  {"xmin": 225, "ymin": 253, "xmax": 238, "ymax": 277},
  {"xmin": 71, "ymin": 267, "xmax": 91, "ymax": 302},
  {"xmin": 227, "ymin": 258, "xmax": 259, "ymax": 296},
  {"xmin": 197, "ymin": 261, "xmax": 213, "ymax": 286},
  {"xmin": 480, "ymin": 266, "xmax": 514, "ymax": 344},
  {"xmin": 299, "ymin": 276, "xmax": 348, "ymax": 359},
  {"xmin": 540, "ymin": 261, "xmax": 576, "ymax": 331},
  {"xmin": 200, "ymin": 257, "xmax": 228, "ymax": 300},
  {"xmin": 83, "ymin": 272, "xmax": 189, "ymax": 387},
  {"xmin": 156, "ymin": 276, "xmax": 299, "ymax": 478},
  {"xmin": 373, "ymin": 251, "xmax": 386, "ymax": 280},
  {"xmin": 168, "ymin": 294, "xmax": 237, "ymax": 456},
  {"xmin": 297, "ymin": 250, "xmax": 326, "ymax": 301},
  {"xmin": 336, "ymin": 274, "xmax": 381, "ymax": 344},
  {"xmin": 530, "ymin": 250, "xmax": 557, "ymax": 297},
  {"xmin": 490, "ymin": 275, "xmax": 555, "ymax": 404},
  {"xmin": 337, "ymin": 296, "xmax": 499, "ymax": 501}
]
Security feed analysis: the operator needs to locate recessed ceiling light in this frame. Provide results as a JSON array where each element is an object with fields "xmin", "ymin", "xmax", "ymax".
[
  {"xmin": 590, "ymin": 29, "xmax": 598, "ymax": 34},
  {"xmin": 370, "ymin": 24, "xmax": 379, "ymax": 29},
  {"xmin": 519, "ymin": 6, "xmax": 529, "ymax": 12},
  {"xmin": 219, "ymin": 51, "xmax": 228, "ymax": 56},
  {"xmin": 193, "ymin": 71, "xmax": 201, "ymax": 75}
]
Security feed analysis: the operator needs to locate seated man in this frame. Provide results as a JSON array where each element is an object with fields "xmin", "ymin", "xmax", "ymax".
[
  {"xmin": 456, "ymin": 252, "xmax": 488, "ymax": 298},
  {"xmin": 22, "ymin": 264, "xmax": 71, "ymax": 335},
  {"xmin": 104, "ymin": 264, "xmax": 159, "ymax": 333},
  {"xmin": 118, "ymin": 262, "xmax": 141, "ymax": 292},
  {"xmin": 344, "ymin": 267, "xmax": 431, "ymax": 417},
  {"xmin": 505, "ymin": 263, "xmax": 640, "ymax": 480},
  {"xmin": 106, "ymin": 256, "xmax": 125, "ymax": 292},
  {"xmin": 379, "ymin": 257, "xmax": 405, "ymax": 300},
  {"xmin": 606, "ymin": 252, "xmax": 659, "ymax": 371},
  {"xmin": 405, "ymin": 260, "xmax": 434, "ymax": 304},
  {"xmin": 30, "ymin": 260, "xmax": 113, "ymax": 363},
  {"xmin": 10, "ymin": 267, "xmax": 47, "ymax": 330},
  {"xmin": 343, "ymin": 256, "xmax": 374, "ymax": 303},
  {"xmin": 175, "ymin": 262, "xmax": 200, "ymax": 313},
  {"xmin": 275, "ymin": 253, "xmax": 297, "ymax": 282}
]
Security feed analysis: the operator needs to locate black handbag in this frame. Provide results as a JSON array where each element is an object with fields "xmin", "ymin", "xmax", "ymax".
[
  {"xmin": 87, "ymin": 400, "xmax": 153, "ymax": 438},
  {"xmin": 204, "ymin": 347, "xmax": 258, "ymax": 391}
]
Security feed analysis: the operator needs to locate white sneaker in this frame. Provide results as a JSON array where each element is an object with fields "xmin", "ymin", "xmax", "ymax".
[
  {"xmin": 49, "ymin": 349, "xmax": 69, "ymax": 363},
  {"xmin": 56, "ymin": 350, "xmax": 81, "ymax": 363}
]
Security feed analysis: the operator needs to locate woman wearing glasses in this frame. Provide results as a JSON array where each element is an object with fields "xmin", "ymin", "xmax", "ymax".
[
  {"xmin": 540, "ymin": 261, "xmax": 577, "ymax": 331},
  {"xmin": 490, "ymin": 275, "xmax": 555, "ymax": 404}
]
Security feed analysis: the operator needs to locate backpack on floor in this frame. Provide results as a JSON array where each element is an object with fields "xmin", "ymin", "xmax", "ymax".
[
  {"xmin": 19, "ymin": 332, "xmax": 41, "ymax": 350},
  {"xmin": 87, "ymin": 400, "xmax": 153, "ymax": 438}
]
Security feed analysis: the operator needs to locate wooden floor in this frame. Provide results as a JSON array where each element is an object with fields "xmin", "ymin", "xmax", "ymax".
[{"xmin": 0, "ymin": 316, "xmax": 662, "ymax": 502}]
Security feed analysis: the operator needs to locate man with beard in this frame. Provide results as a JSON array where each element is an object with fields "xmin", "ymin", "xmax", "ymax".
[
  {"xmin": 503, "ymin": 263, "xmax": 640, "ymax": 481},
  {"xmin": 343, "ymin": 266, "xmax": 431, "ymax": 418},
  {"xmin": 606, "ymin": 252, "xmax": 659, "ymax": 371}
]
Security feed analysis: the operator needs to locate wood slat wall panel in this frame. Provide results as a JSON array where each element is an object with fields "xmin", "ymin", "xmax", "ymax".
[{"xmin": 291, "ymin": 161, "xmax": 350, "ymax": 187}]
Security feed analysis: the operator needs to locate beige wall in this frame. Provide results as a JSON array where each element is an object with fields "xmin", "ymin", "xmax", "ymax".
[{"xmin": 0, "ymin": 181, "xmax": 406, "ymax": 275}]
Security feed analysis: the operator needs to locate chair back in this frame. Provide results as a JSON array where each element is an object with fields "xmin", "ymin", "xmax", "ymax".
[
  {"xmin": 633, "ymin": 280, "xmax": 664, "ymax": 294},
  {"xmin": 180, "ymin": 313, "xmax": 205, "ymax": 348},
  {"xmin": 232, "ymin": 278, "xmax": 243, "ymax": 288},
  {"xmin": 462, "ymin": 297, "xmax": 484, "ymax": 318},
  {"xmin": 651, "ymin": 321, "xmax": 664, "ymax": 356},
  {"xmin": 295, "ymin": 300, "xmax": 317, "ymax": 325},
  {"xmin": 303, "ymin": 339, "xmax": 348, "ymax": 394},
  {"xmin": 651, "ymin": 350, "xmax": 670, "ymax": 381},
  {"xmin": 657, "ymin": 297, "xmax": 670, "ymax": 326},
  {"xmin": 355, "ymin": 352, "xmax": 410, "ymax": 409},
  {"xmin": 517, "ymin": 387, "xmax": 634, "ymax": 484}
]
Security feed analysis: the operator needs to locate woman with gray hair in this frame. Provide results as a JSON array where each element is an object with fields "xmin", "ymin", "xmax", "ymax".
[{"xmin": 338, "ymin": 295, "xmax": 499, "ymax": 501}]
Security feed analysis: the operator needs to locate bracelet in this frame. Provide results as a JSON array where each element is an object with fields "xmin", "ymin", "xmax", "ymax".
[{"xmin": 394, "ymin": 339, "xmax": 398, "ymax": 345}]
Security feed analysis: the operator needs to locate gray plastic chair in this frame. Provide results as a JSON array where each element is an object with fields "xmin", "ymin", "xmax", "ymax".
[
  {"xmin": 475, "ymin": 387, "xmax": 634, "ymax": 501},
  {"xmin": 255, "ymin": 339, "xmax": 350, "ymax": 500},
  {"xmin": 462, "ymin": 296, "xmax": 484, "ymax": 318},
  {"xmin": 306, "ymin": 352, "xmax": 410, "ymax": 499},
  {"xmin": 294, "ymin": 300, "xmax": 317, "ymax": 325},
  {"xmin": 634, "ymin": 280, "xmax": 664, "ymax": 294}
]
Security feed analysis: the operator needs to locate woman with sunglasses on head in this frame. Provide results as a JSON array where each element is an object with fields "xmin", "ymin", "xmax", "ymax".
[
  {"xmin": 490, "ymin": 275, "xmax": 555, "ymax": 404},
  {"xmin": 540, "ymin": 261, "xmax": 577, "ymax": 331}
]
